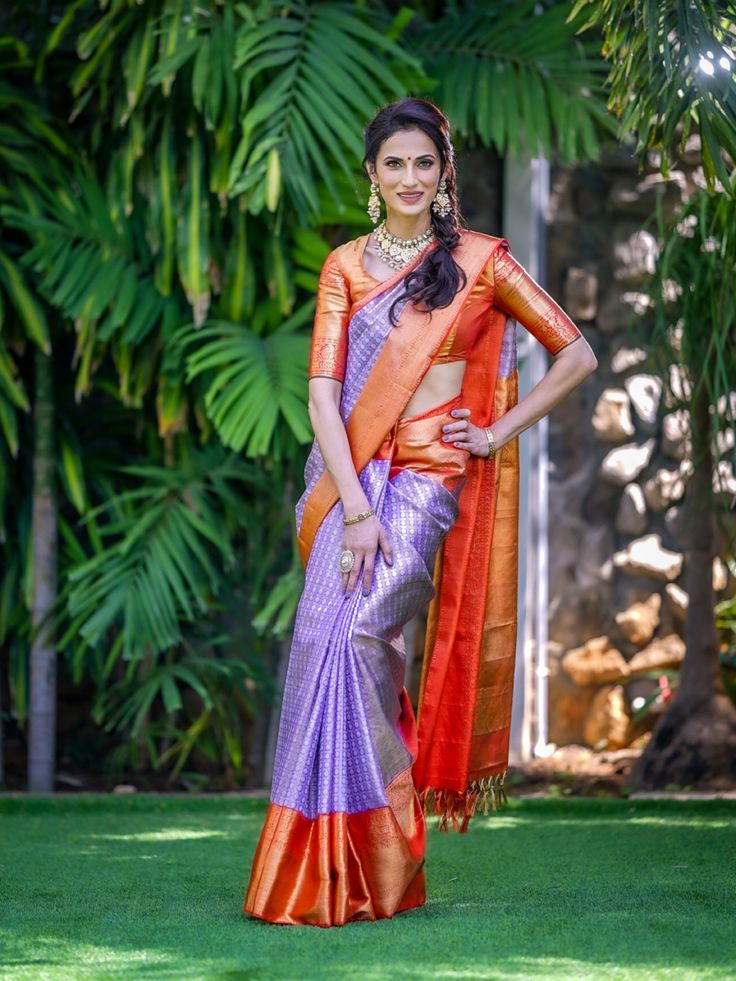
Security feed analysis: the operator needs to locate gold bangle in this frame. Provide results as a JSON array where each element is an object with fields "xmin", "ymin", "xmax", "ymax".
[
  {"xmin": 484, "ymin": 427, "xmax": 497, "ymax": 458},
  {"xmin": 343, "ymin": 508, "xmax": 374, "ymax": 526}
]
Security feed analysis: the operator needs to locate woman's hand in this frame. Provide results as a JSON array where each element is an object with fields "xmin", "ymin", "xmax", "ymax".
[
  {"xmin": 341, "ymin": 514, "xmax": 394, "ymax": 596},
  {"xmin": 442, "ymin": 407, "xmax": 495, "ymax": 457}
]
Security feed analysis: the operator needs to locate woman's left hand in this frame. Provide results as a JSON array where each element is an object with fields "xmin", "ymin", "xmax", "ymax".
[{"xmin": 442, "ymin": 407, "xmax": 493, "ymax": 457}]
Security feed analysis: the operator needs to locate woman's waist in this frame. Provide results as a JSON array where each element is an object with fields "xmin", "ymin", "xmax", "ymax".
[
  {"xmin": 400, "ymin": 361, "xmax": 466, "ymax": 421},
  {"xmin": 374, "ymin": 392, "xmax": 468, "ymax": 474}
]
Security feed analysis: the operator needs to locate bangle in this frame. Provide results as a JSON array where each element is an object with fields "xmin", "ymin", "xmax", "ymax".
[
  {"xmin": 343, "ymin": 508, "xmax": 374, "ymax": 526},
  {"xmin": 484, "ymin": 427, "xmax": 497, "ymax": 458}
]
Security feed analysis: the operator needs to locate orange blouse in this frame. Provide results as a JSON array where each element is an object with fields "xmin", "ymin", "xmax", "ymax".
[{"xmin": 308, "ymin": 232, "xmax": 581, "ymax": 382}]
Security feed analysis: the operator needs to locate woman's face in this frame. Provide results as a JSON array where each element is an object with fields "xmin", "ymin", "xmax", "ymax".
[{"xmin": 367, "ymin": 128, "xmax": 446, "ymax": 224}]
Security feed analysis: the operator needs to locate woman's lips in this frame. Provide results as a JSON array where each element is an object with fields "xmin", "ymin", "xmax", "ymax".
[{"xmin": 398, "ymin": 192, "xmax": 423, "ymax": 201}]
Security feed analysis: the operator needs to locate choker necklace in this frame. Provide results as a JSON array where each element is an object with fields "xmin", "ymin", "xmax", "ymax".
[{"xmin": 373, "ymin": 219, "xmax": 436, "ymax": 270}]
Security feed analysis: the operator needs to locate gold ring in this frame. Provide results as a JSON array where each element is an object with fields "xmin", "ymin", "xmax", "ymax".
[{"xmin": 339, "ymin": 549, "xmax": 355, "ymax": 573}]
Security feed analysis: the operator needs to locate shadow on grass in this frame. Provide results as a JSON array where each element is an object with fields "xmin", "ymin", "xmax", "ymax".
[{"xmin": 1, "ymin": 796, "xmax": 734, "ymax": 979}]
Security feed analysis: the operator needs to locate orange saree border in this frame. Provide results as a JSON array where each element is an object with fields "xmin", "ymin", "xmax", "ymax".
[
  {"xmin": 414, "ymin": 302, "xmax": 520, "ymax": 829},
  {"xmin": 297, "ymin": 231, "xmax": 501, "ymax": 566},
  {"xmin": 244, "ymin": 766, "xmax": 425, "ymax": 927}
]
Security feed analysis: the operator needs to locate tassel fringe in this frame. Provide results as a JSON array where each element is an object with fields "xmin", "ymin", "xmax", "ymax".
[{"xmin": 419, "ymin": 771, "xmax": 508, "ymax": 833}]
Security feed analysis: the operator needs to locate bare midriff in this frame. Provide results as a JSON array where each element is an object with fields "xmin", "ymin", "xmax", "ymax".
[
  {"xmin": 361, "ymin": 238, "xmax": 466, "ymax": 420},
  {"xmin": 401, "ymin": 360, "xmax": 465, "ymax": 418}
]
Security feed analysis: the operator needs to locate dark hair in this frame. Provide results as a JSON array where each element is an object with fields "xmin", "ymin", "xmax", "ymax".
[{"xmin": 362, "ymin": 96, "xmax": 467, "ymax": 326}]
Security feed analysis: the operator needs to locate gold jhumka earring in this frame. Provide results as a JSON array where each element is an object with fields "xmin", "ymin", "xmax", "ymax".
[
  {"xmin": 367, "ymin": 180, "xmax": 382, "ymax": 224},
  {"xmin": 432, "ymin": 177, "xmax": 451, "ymax": 218}
]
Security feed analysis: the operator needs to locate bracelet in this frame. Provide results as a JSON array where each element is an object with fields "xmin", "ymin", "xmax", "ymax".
[
  {"xmin": 343, "ymin": 508, "xmax": 374, "ymax": 526},
  {"xmin": 484, "ymin": 427, "xmax": 497, "ymax": 458}
]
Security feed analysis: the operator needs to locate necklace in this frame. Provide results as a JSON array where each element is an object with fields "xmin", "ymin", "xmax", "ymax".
[{"xmin": 372, "ymin": 219, "xmax": 436, "ymax": 270}]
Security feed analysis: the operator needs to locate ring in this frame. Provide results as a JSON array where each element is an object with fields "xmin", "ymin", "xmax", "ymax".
[{"xmin": 339, "ymin": 549, "xmax": 355, "ymax": 573}]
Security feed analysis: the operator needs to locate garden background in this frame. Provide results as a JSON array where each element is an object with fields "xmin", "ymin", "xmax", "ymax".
[{"xmin": 0, "ymin": 0, "xmax": 735, "ymax": 802}]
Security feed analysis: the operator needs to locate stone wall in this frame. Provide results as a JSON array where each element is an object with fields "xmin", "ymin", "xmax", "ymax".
[{"xmin": 544, "ymin": 138, "xmax": 732, "ymax": 751}]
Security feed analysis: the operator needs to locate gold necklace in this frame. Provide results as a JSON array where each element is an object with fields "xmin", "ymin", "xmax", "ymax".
[{"xmin": 373, "ymin": 219, "xmax": 436, "ymax": 270}]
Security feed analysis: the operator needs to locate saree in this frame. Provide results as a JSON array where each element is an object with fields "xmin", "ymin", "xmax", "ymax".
[{"xmin": 244, "ymin": 229, "xmax": 579, "ymax": 926}]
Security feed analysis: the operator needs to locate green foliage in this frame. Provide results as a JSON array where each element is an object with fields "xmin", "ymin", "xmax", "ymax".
[
  {"xmin": 419, "ymin": 0, "xmax": 616, "ymax": 161},
  {"xmin": 641, "ymin": 182, "xmax": 736, "ymax": 468},
  {"xmin": 570, "ymin": 0, "xmax": 736, "ymax": 193}
]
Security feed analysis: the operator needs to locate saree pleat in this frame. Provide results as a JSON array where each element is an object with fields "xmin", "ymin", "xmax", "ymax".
[{"xmin": 245, "ymin": 451, "xmax": 462, "ymax": 925}]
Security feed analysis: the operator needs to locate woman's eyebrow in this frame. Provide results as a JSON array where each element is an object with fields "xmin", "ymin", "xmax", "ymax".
[{"xmin": 382, "ymin": 153, "xmax": 436, "ymax": 161}]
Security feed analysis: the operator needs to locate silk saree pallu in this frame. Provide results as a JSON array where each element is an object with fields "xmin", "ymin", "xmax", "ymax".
[{"xmin": 244, "ymin": 232, "xmax": 513, "ymax": 927}]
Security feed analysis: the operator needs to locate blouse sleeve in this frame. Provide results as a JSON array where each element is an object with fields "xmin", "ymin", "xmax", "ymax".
[
  {"xmin": 493, "ymin": 241, "xmax": 582, "ymax": 355},
  {"xmin": 308, "ymin": 251, "xmax": 351, "ymax": 382}
]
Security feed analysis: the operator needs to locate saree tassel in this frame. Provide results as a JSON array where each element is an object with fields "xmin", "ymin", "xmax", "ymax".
[{"xmin": 419, "ymin": 770, "xmax": 509, "ymax": 832}]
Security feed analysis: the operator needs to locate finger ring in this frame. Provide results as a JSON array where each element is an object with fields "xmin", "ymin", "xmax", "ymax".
[{"xmin": 339, "ymin": 549, "xmax": 355, "ymax": 573}]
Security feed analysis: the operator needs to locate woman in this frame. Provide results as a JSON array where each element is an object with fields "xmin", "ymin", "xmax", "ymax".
[{"xmin": 244, "ymin": 97, "xmax": 597, "ymax": 927}]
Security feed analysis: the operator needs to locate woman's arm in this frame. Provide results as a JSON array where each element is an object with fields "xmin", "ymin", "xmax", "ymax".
[
  {"xmin": 306, "ymin": 252, "xmax": 393, "ymax": 594},
  {"xmin": 444, "ymin": 244, "xmax": 598, "ymax": 456},
  {"xmin": 444, "ymin": 339, "xmax": 597, "ymax": 456},
  {"xmin": 308, "ymin": 378, "xmax": 394, "ymax": 594}
]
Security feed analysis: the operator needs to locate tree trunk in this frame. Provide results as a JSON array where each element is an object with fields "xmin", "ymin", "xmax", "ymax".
[
  {"xmin": 628, "ymin": 387, "xmax": 736, "ymax": 791},
  {"xmin": 28, "ymin": 348, "xmax": 58, "ymax": 792}
]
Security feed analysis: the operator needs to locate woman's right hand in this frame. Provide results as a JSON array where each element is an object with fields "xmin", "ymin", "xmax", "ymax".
[{"xmin": 341, "ymin": 514, "xmax": 394, "ymax": 596}]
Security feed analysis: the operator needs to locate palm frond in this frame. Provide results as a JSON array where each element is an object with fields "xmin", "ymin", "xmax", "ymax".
[
  {"xmin": 181, "ymin": 316, "xmax": 313, "ymax": 456},
  {"xmin": 571, "ymin": 0, "xmax": 736, "ymax": 192},
  {"xmin": 59, "ymin": 448, "xmax": 263, "ymax": 663},
  {"xmin": 416, "ymin": 0, "xmax": 615, "ymax": 161},
  {"xmin": 230, "ymin": 1, "xmax": 425, "ymax": 220}
]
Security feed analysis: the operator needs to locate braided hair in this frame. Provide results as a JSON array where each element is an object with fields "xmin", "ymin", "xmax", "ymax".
[{"xmin": 362, "ymin": 96, "xmax": 467, "ymax": 327}]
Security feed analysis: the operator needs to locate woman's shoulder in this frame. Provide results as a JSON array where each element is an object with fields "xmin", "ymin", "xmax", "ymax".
[
  {"xmin": 459, "ymin": 227, "xmax": 510, "ymax": 253},
  {"xmin": 328, "ymin": 233, "xmax": 371, "ymax": 267}
]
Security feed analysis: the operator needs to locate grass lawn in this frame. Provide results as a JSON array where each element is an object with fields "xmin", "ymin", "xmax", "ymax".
[{"xmin": 1, "ymin": 794, "xmax": 734, "ymax": 980}]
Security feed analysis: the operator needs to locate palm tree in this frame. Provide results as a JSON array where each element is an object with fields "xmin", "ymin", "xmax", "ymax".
[{"xmin": 573, "ymin": 0, "xmax": 736, "ymax": 787}]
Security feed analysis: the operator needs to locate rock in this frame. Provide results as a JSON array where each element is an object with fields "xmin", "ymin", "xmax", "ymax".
[
  {"xmin": 597, "ymin": 288, "xmax": 653, "ymax": 333},
  {"xmin": 642, "ymin": 467, "xmax": 686, "ymax": 511},
  {"xmin": 678, "ymin": 133, "xmax": 701, "ymax": 166},
  {"xmin": 665, "ymin": 583, "xmax": 689, "ymax": 622},
  {"xmin": 665, "ymin": 364, "xmax": 692, "ymax": 406},
  {"xmin": 613, "ymin": 226, "xmax": 659, "ymax": 285},
  {"xmin": 549, "ymin": 585, "xmax": 611, "ymax": 651},
  {"xmin": 562, "ymin": 636, "xmax": 631, "ymax": 686},
  {"xmin": 548, "ymin": 642, "xmax": 598, "ymax": 747},
  {"xmin": 608, "ymin": 172, "xmax": 687, "ymax": 221},
  {"xmin": 113, "ymin": 784, "xmax": 138, "ymax": 794},
  {"xmin": 616, "ymin": 483, "xmax": 648, "ymax": 535},
  {"xmin": 628, "ymin": 633, "xmax": 686, "ymax": 675},
  {"xmin": 612, "ymin": 346, "xmax": 648, "ymax": 374},
  {"xmin": 601, "ymin": 439, "xmax": 655, "ymax": 486},
  {"xmin": 661, "ymin": 410, "xmax": 691, "ymax": 460},
  {"xmin": 713, "ymin": 557, "xmax": 728, "ymax": 593},
  {"xmin": 592, "ymin": 389, "xmax": 635, "ymax": 443},
  {"xmin": 713, "ymin": 460, "xmax": 736, "ymax": 500},
  {"xmin": 716, "ymin": 427, "xmax": 735, "ymax": 456},
  {"xmin": 625, "ymin": 374, "xmax": 662, "ymax": 432},
  {"xmin": 664, "ymin": 506, "xmax": 688, "ymax": 541},
  {"xmin": 615, "ymin": 594, "xmax": 662, "ymax": 647},
  {"xmin": 583, "ymin": 685, "xmax": 630, "ymax": 750},
  {"xmin": 578, "ymin": 525, "xmax": 615, "ymax": 587},
  {"xmin": 564, "ymin": 266, "xmax": 598, "ymax": 320},
  {"xmin": 613, "ymin": 534, "xmax": 684, "ymax": 582}
]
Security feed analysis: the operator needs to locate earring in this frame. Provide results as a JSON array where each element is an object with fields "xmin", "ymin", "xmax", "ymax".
[
  {"xmin": 367, "ymin": 180, "xmax": 382, "ymax": 224},
  {"xmin": 432, "ymin": 177, "xmax": 451, "ymax": 218}
]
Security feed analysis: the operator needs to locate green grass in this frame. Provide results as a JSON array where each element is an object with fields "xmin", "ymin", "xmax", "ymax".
[{"xmin": 1, "ymin": 795, "xmax": 734, "ymax": 980}]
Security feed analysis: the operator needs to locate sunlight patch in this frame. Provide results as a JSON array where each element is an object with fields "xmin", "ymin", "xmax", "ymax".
[{"xmin": 90, "ymin": 828, "xmax": 229, "ymax": 842}]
